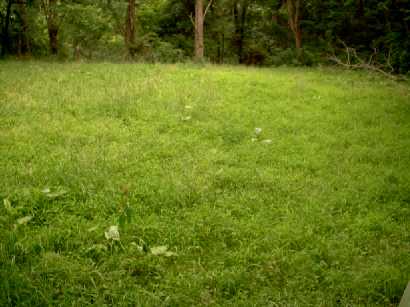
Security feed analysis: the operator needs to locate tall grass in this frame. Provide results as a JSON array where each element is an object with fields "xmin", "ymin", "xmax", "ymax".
[{"xmin": 1, "ymin": 61, "xmax": 409, "ymax": 306}]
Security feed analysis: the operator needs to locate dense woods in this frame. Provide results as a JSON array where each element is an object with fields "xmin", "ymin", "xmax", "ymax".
[{"xmin": 1, "ymin": 0, "xmax": 409, "ymax": 73}]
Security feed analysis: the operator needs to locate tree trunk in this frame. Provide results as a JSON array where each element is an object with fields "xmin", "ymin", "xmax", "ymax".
[
  {"xmin": 233, "ymin": 1, "xmax": 248, "ymax": 64},
  {"xmin": 74, "ymin": 43, "xmax": 81, "ymax": 61},
  {"xmin": 1, "ymin": 0, "xmax": 12, "ymax": 56},
  {"xmin": 239, "ymin": 2, "xmax": 247, "ymax": 63},
  {"xmin": 125, "ymin": 0, "xmax": 136, "ymax": 58},
  {"xmin": 218, "ymin": 33, "xmax": 225, "ymax": 64},
  {"xmin": 287, "ymin": 0, "xmax": 302, "ymax": 54},
  {"xmin": 221, "ymin": 33, "xmax": 224, "ymax": 64},
  {"xmin": 195, "ymin": 0, "xmax": 204, "ymax": 60},
  {"xmin": 17, "ymin": 1, "xmax": 31, "ymax": 55},
  {"xmin": 48, "ymin": 27, "xmax": 58, "ymax": 55},
  {"xmin": 295, "ymin": 26, "xmax": 302, "ymax": 49},
  {"xmin": 356, "ymin": 0, "xmax": 364, "ymax": 17},
  {"xmin": 43, "ymin": 0, "xmax": 59, "ymax": 55}
]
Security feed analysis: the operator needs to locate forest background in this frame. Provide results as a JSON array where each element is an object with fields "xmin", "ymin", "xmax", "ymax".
[{"xmin": 1, "ymin": 0, "xmax": 409, "ymax": 74}]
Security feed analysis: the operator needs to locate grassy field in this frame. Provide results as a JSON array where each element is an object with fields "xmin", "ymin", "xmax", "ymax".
[{"xmin": 0, "ymin": 61, "xmax": 409, "ymax": 306}]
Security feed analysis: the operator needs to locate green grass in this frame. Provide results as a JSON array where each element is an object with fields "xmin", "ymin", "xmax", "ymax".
[{"xmin": 0, "ymin": 61, "xmax": 409, "ymax": 306}]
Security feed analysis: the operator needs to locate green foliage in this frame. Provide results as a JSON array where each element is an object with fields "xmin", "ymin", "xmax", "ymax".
[
  {"xmin": 62, "ymin": 3, "xmax": 112, "ymax": 58},
  {"xmin": 267, "ymin": 48, "xmax": 300, "ymax": 66},
  {"xmin": 133, "ymin": 33, "xmax": 187, "ymax": 63},
  {"xmin": 1, "ymin": 0, "xmax": 409, "ymax": 73},
  {"xmin": 0, "ymin": 62, "xmax": 409, "ymax": 305}
]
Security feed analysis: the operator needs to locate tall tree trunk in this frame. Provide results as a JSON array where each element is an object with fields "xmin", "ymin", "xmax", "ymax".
[
  {"xmin": 17, "ymin": 1, "xmax": 31, "ymax": 55},
  {"xmin": 295, "ymin": 28, "xmax": 302, "ymax": 49},
  {"xmin": 42, "ymin": 0, "xmax": 59, "ymax": 55},
  {"xmin": 287, "ymin": 0, "xmax": 302, "ymax": 54},
  {"xmin": 74, "ymin": 43, "xmax": 81, "ymax": 61},
  {"xmin": 48, "ymin": 27, "xmax": 58, "ymax": 55},
  {"xmin": 218, "ymin": 33, "xmax": 225, "ymax": 64},
  {"xmin": 125, "ymin": 0, "xmax": 136, "ymax": 58},
  {"xmin": 239, "ymin": 2, "xmax": 247, "ymax": 63},
  {"xmin": 356, "ymin": 0, "xmax": 364, "ymax": 17},
  {"xmin": 233, "ymin": 1, "xmax": 248, "ymax": 64},
  {"xmin": 1, "ymin": 0, "xmax": 12, "ymax": 56},
  {"xmin": 195, "ymin": 0, "xmax": 204, "ymax": 60}
]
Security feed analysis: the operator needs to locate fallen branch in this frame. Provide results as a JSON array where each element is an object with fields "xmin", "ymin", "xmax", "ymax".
[{"xmin": 329, "ymin": 40, "xmax": 406, "ymax": 81}]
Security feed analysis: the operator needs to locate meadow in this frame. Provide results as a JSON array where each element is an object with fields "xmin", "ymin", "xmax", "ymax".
[{"xmin": 0, "ymin": 61, "xmax": 409, "ymax": 306}]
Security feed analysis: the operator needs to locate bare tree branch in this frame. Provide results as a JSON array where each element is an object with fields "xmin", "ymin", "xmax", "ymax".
[
  {"xmin": 189, "ymin": 13, "xmax": 195, "ymax": 27},
  {"xmin": 204, "ymin": 0, "xmax": 214, "ymax": 18},
  {"xmin": 329, "ymin": 40, "xmax": 406, "ymax": 81}
]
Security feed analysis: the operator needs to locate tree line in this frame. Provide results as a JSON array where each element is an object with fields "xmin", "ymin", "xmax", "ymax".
[{"xmin": 1, "ymin": 0, "xmax": 409, "ymax": 73}]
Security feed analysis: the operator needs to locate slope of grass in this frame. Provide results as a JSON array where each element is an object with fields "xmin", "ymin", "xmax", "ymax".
[{"xmin": 0, "ymin": 61, "xmax": 409, "ymax": 306}]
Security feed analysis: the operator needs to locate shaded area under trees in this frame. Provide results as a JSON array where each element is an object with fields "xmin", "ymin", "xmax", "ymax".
[{"xmin": 0, "ymin": 0, "xmax": 408, "ymax": 74}]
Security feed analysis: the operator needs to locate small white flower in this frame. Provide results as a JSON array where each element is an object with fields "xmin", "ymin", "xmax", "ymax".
[
  {"xmin": 150, "ymin": 245, "xmax": 168, "ymax": 255},
  {"xmin": 151, "ymin": 245, "xmax": 177, "ymax": 257},
  {"xmin": 105, "ymin": 225, "xmax": 120, "ymax": 241},
  {"xmin": 255, "ymin": 128, "xmax": 262, "ymax": 135},
  {"xmin": 17, "ymin": 216, "xmax": 33, "ymax": 225},
  {"xmin": 261, "ymin": 139, "xmax": 272, "ymax": 144},
  {"xmin": 131, "ymin": 242, "xmax": 144, "ymax": 252},
  {"xmin": 3, "ymin": 199, "xmax": 13, "ymax": 213},
  {"xmin": 87, "ymin": 226, "xmax": 98, "ymax": 232}
]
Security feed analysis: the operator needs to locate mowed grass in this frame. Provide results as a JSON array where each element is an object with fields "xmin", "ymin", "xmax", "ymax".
[{"xmin": 0, "ymin": 61, "xmax": 409, "ymax": 306}]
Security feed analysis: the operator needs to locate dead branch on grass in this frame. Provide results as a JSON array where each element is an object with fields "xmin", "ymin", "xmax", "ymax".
[{"xmin": 329, "ymin": 40, "xmax": 406, "ymax": 81}]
